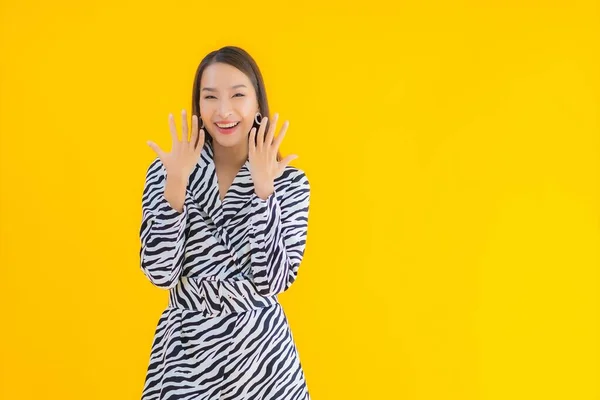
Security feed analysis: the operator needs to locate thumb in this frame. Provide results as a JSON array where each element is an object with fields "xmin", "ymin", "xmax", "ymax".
[
  {"xmin": 278, "ymin": 154, "xmax": 298, "ymax": 175},
  {"xmin": 147, "ymin": 140, "xmax": 165, "ymax": 160},
  {"xmin": 280, "ymin": 154, "xmax": 298, "ymax": 166}
]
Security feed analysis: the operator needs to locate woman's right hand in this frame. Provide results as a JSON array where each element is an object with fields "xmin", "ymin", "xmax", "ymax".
[{"xmin": 147, "ymin": 109, "xmax": 205, "ymax": 182}]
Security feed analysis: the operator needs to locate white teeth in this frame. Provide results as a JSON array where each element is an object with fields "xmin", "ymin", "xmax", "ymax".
[{"xmin": 216, "ymin": 122, "xmax": 239, "ymax": 128}]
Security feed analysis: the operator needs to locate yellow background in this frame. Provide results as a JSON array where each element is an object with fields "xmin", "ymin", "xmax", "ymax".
[{"xmin": 1, "ymin": 1, "xmax": 598, "ymax": 399}]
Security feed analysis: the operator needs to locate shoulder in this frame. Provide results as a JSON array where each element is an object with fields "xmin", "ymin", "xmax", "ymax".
[
  {"xmin": 275, "ymin": 165, "xmax": 310, "ymax": 191},
  {"xmin": 273, "ymin": 166, "xmax": 310, "ymax": 206},
  {"xmin": 144, "ymin": 157, "xmax": 166, "ymax": 178}
]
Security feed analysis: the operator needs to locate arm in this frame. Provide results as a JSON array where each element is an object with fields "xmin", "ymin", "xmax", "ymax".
[
  {"xmin": 248, "ymin": 170, "xmax": 311, "ymax": 297},
  {"xmin": 139, "ymin": 159, "xmax": 189, "ymax": 289}
]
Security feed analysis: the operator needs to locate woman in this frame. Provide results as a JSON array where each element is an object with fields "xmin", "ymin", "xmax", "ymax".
[{"xmin": 139, "ymin": 46, "xmax": 311, "ymax": 399}]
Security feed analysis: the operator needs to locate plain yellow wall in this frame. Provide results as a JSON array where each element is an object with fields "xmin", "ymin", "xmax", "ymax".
[{"xmin": 1, "ymin": 1, "xmax": 598, "ymax": 399}]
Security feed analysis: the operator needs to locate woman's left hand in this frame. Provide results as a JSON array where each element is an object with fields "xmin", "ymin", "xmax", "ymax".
[{"xmin": 249, "ymin": 113, "xmax": 298, "ymax": 199}]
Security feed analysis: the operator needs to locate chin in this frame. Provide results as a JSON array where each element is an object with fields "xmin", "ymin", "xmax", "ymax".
[
  {"xmin": 209, "ymin": 132, "xmax": 246, "ymax": 148},
  {"xmin": 208, "ymin": 123, "xmax": 252, "ymax": 148}
]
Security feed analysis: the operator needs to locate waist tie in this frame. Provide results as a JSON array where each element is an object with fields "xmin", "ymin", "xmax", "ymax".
[{"xmin": 168, "ymin": 275, "xmax": 278, "ymax": 318}]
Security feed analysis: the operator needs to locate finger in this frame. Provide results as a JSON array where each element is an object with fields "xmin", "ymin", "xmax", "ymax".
[
  {"xmin": 181, "ymin": 109, "xmax": 189, "ymax": 141},
  {"xmin": 280, "ymin": 154, "xmax": 298, "ymax": 166},
  {"xmin": 190, "ymin": 114, "xmax": 198, "ymax": 143},
  {"xmin": 257, "ymin": 117, "xmax": 268, "ymax": 152},
  {"xmin": 195, "ymin": 129, "xmax": 205, "ymax": 156},
  {"xmin": 277, "ymin": 154, "xmax": 298, "ymax": 176},
  {"xmin": 265, "ymin": 112, "xmax": 278, "ymax": 147},
  {"xmin": 272, "ymin": 120, "xmax": 290, "ymax": 151},
  {"xmin": 168, "ymin": 113, "xmax": 179, "ymax": 143},
  {"xmin": 248, "ymin": 127, "xmax": 257, "ymax": 157},
  {"xmin": 147, "ymin": 140, "xmax": 166, "ymax": 160}
]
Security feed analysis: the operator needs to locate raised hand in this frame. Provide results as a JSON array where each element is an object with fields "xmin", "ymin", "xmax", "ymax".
[
  {"xmin": 248, "ymin": 113, "xmax": 298, "ymax": 199},
  {"xmin": 147, "ymin": 109, "xmax": 205, "ymax": 182}
]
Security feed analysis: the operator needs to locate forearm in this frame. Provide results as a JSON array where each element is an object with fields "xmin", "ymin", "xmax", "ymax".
[
  {"xmin": 139, "ymin": 160, "xmax": 189, "ymax": 289},
  {"xmin": 249, "ymin": 189, "xmax": 309, "ymax": 296}
]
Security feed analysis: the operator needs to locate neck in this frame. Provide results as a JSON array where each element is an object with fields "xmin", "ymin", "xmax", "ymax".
[{"xmin": 211, "ymin": 140, "xmax": 248, "ymax": 170}]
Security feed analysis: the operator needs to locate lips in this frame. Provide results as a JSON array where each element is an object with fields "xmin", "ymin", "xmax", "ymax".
[
  {"xmin": 215, "ymin": 121, "xmax": 239, "ymax": 128},
  {"xmin": 214, "ymin": 121, "xmax": 240, "ymax": 135}
]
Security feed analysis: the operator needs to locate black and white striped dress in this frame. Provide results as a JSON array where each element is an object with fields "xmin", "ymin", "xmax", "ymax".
[{"xmin": 138, "ymin": 140, "xmax": 311, "ymax": 400}]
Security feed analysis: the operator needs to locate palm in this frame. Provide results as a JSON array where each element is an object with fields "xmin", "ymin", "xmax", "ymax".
[
  {"xmin": 147, "ymin": 109, "xmax": 205, "ymax": 180},
  {"xmin": 248, "ymin": 113, "xmax": 298, "ymax": 193}
]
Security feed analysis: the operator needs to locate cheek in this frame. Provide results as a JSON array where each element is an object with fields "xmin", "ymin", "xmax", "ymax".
[
  {"xmin": 239, "ymin": 102, "xmax": 257, "ymax": 121},
  {"xmin": 199, "ymin": 100, "xmax": 214, "ymax": 116}
]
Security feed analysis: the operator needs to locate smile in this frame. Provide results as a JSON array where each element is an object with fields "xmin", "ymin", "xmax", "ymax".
[
  {"xmin": 215, "ymin": 122, "xmax": 240, "ymax": 128},
  {"xmin": 214, "ymin": 121, "xmax": 240, "ymax": 135}
]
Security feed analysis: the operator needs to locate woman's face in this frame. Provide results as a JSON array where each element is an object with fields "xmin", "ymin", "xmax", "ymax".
[{"xmin": 199, "ymin": 62, "xmax": 259, "ymax": 150}]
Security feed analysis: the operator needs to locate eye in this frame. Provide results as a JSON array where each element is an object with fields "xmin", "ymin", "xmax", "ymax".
[
  {"xmin": 233, "ymin": 93, "xmax": 245, "ymax": 97},
  {"xmin": 204, "ymin": 95, "xmax": 216, "ymax": 99}
]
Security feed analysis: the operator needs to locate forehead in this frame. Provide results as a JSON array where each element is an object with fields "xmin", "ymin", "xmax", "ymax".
[{"xmin": 200, "ymin": 62, "xmax": 252, "ymax": 88}]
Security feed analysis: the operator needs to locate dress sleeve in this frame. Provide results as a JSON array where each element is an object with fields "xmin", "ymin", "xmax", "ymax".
[
  {"xmin": 248, "ymin": 170, "xmax": 311, "ymax": 296},
  {"xmin": 138, "ymin": 159, "xmax": 189, "ymax": 289}
]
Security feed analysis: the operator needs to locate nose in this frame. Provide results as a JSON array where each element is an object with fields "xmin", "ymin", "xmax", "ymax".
[{"xmin": 217, "ymin": 99, "xmax": 233, "ymax": 119}]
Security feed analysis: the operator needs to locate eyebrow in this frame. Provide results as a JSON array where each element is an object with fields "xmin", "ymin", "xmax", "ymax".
[{"xmin": 201, "ymin": 84, "xmax": 247, "ymax": 92}]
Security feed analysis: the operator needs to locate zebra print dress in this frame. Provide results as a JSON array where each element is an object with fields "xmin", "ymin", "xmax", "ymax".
[{"xmin": 138, "ymin": 140, "xmax": 311, "ymax": 400}]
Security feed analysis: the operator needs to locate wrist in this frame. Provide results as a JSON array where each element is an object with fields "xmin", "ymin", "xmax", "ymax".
[
  {"xmin": 166, "ymin": 172, "xmax": 188, "ymax": 187},
  {"xmin": 254, "ymin": 184, "xmax": 274, "ymax": 200},
  {"xmin": 164, "ymin": 173, "xmax": 187, "ymax": 213}
]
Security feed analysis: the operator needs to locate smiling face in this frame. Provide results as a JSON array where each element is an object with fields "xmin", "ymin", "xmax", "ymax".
[{"xmin": 199, "ymin": 62, "xmax": 259, "ymax": 151}]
